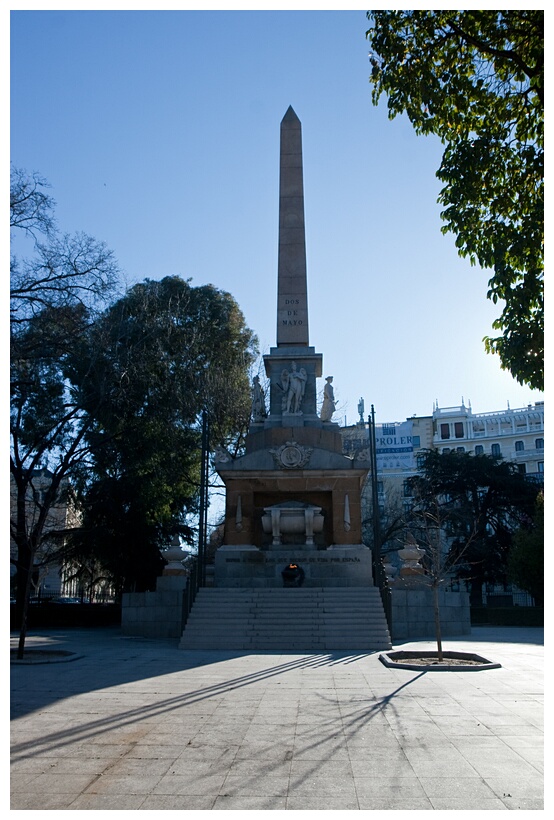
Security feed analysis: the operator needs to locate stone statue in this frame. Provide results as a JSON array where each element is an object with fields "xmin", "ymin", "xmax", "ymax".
[
  {"xmin": 251, "ymin": 375, "xmax": 267, "ymax": 422},
  {"xmin": 358, "ymin": 397, "xmax": 365, "ymax": 423},
  {"xmin": 281, "ymin": 361, "xmax": 307, "ymax": 414},
  {"xmin": 320, "ymin": 376, "xmax": 336, "ymax": 422},
  {"xmin": 213, "ymin": 445, "xmax": 232, "ymax": 464}
]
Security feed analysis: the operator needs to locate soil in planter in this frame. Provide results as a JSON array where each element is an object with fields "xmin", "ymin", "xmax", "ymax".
[{"xmin": 388, "ymin": 656, "xmax": 484, "ymax": 667}]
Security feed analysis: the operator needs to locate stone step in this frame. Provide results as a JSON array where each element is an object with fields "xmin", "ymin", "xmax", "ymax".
[
  {"xmin": 180, "ymin": 639, "xmax": 392, "ymax": 651},
  {"xmin": 195, "ymin": 590, "xmax": 379, "ymax": 597},
  {"xmin": 188, "ymin": 613, "xmax": 385, "ymax": 620},
  {"xmin": 179, "ymin": 586, "xmax": 392, "ymax": 651},
  {"xmin": 181, "ymin": 625, "xmax": 387, "ymax": 640},
  {"xmin": 186, "ymin": 606, "xmax": 385, "ymax": 615}
]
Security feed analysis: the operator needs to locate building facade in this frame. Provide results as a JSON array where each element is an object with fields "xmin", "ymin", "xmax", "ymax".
[
  {"xmin": 432, "ymin": 401, "xmax": 544, "ymax": 481},
  {"xmin": 340, "ymin": 400, "xmax": 544, "ymax": 605},
  {"xmin": 10, "ymin": 468, "xmax": 77, "ymax": 598}
]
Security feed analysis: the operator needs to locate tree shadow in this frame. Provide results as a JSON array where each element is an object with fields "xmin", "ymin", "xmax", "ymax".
[{"xmin": 11, "ymin": 625, "xmax": 426, "ymax": 787}]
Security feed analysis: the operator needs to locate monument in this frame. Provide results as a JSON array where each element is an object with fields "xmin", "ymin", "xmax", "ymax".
[{"xmin": 213, "ymin": 107, "xmax": 374, "ymax": 588}]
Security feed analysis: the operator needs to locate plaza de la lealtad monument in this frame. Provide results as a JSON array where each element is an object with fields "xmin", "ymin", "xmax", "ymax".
[
  {"xmin": 213, "ymin": 106, "xmax": 373, "ymax": 583},
  {"xmin": 178, "ymin": 108, "xmax": 392, "ymax": 651}
]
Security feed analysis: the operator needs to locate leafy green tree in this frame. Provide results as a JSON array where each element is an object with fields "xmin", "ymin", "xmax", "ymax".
[
  {"xmin": 10, "ymin": 167, "xmax": 120, "ymax": 656},
  {"xmin": 508, "ymin": 492, "xmax": 543, "ymax": 606},
  {"xmin": 408, "ymin": 449, "xmax": 538, "ymax": 605},
  {"xmin": 366, "ymin": 11, "xmax": 544, "ymax": 389},
  {"xmin": 66, "ymin": 276, "xmax": 257, "ymax": 592}
]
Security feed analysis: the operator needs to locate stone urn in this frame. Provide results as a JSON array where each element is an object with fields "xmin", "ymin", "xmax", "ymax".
[
  {"xmin": 396, "ymin": 539, "xmax": 426, "ymax": 585},
  {"xmin": 262, "ymin": 501, "xmax": 324, "ymax": 547},
  {"xmin": 162, "ymin": 539, "xmax": 189, "ymax": 575}
]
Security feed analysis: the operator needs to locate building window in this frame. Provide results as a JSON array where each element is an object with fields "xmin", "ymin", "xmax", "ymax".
[
  {"xmin": 440, "ymin": 423, "xmax": 450, "ymax": 440},
  {"xmin": 475, "ymin": 445, "xmax": 484, "ymax": 455},
  {"xmin": 456, "ymin": 447, "xmax": 465, "ymax": 454},
  {"xmin": 515, "ymin": 440, "xmax": 525, "ymax": 452},
  {"xmin": 377, "ymin": 481, "xmax": 384, "ymax": 494},
  {"xmin": 442, "ymin": 448, "xmax": 450, "ymax": 454},
  {"xmin": 454, "ymin": 422, "xmax": 464, "ymax": 439},
  {"xmin": 491, "ymin": 443, "xmax": 501, "ymax": 457},
  {"xmin": 412, "ymin": 435, "xmax": 420, "ymax": 447},
  {"xmin": 517, "ymin": 464, "xmax": 527, "ymax": 475},
  {"xmin": 538, "ymin": 461, "xmax": 544, "ymax": 473},
  {"xmin": 416, "ymin": 454, "xmax": 426, "ymax": 469},
  {"xmin": 403, "ymin": 480, "xmax": 412, "ymax": 497},
  {"xmin": 535, "ymin": 438, "xmax": 544, "ymax": 450}
]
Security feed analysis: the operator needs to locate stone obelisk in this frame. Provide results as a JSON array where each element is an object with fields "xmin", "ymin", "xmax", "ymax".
[
  {"xmin": 212, "ymin": 106, "xmax": 372, "ymax": 579},
  {"xmin": 277, "ymin": 106, "xmax": 309, "ymax": 347},
  {"xmin": 263, "ymin": 107, "xmax": 322, "ymax": 425}
]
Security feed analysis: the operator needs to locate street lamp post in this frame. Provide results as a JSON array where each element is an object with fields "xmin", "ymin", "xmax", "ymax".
[
  {"xmin": 367, "ymin": 405, "xmax": 392, "ymax": 633},
  {"xmin": 197, "ymin": 410, "xmax": 210, "ymax": 588}
]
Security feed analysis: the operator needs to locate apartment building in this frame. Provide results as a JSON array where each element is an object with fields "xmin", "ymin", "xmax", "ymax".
[{"xmin": 340, "ymin": 399, "xmax": 544, "ymax": 563}]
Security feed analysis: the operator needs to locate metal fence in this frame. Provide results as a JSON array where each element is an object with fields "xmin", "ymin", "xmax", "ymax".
[{"xmin": 181, "ymin": 556, "xmax": 201, "ymax": 629}]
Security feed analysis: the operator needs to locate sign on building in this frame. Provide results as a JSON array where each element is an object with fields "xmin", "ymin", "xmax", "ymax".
[{"xmin": 375, "ymin": 421, "xmax": 414, "ymax": 470}]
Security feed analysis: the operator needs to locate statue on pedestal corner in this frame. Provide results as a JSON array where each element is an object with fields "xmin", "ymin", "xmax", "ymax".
[
  {"xmin": 320, "ymin": 376, "xmax": 336, "ymax": 422},
  {"xmin": 251, "ymin": 375, "xmax": 267, "ymax": 422}
]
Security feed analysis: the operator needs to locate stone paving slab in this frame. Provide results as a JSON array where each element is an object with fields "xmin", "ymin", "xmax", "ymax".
[{"xmin": 10, "ymin": 626, "xmax": 544, "ymax": 811}]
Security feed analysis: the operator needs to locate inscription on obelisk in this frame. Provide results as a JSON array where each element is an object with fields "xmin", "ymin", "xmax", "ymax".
[{"xmin": 277, "ymin": 106, "xmax": 309, "ymax": 347}]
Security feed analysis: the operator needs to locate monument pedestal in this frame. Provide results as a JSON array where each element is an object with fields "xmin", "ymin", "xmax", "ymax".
[{"xmin": 215, "ymin": 544, "xmax": 373, "ymax": 588}]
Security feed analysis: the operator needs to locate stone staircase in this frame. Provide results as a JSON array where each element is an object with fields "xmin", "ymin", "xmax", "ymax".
[{"xmin": 179, "ymin": 587, "xmax": 391, "ymax": 651}]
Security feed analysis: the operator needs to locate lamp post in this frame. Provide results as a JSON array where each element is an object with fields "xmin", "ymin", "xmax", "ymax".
[
  {"xmin": 368, "ymin": 405, "xmax": 380, "ymax": 561},
  {"xmin": 197, "ymin": 410, "xmax": 210, "ymax": 588},
  {"xmin": 367, "ymin": 405, "xmax": 392, "ymax": 632}
]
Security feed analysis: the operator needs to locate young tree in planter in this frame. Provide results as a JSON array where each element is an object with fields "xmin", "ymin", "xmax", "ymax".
[{"xmin": 406, "ymin": 494, "xmax": 477, "ymax": 661}]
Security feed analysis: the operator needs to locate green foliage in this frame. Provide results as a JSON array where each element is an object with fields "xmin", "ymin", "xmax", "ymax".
[
  {"xmin": 409, "ymin": 449, "xmax": 538, "ymax": 600},
  {"xmin": 11, "ymin": 167, "xmax": 257, "ymax": 601},
  {"xmin": 508, "ymin": 492, "xmax": 543, "ymax": 606},
  {"xmin": 10, "ymin": 168, "xmax": 120, "ymax": 651},
  {"xmin": 67, "ymin": 276, "xmax": 257, "ymax": 591},
  {"xmin": 10, "ymin": 167, "xmax": 120, "ymax": 549},
  {"xmin": 366, "ymin": 11, "xmax": 543, "ymax": 389}
]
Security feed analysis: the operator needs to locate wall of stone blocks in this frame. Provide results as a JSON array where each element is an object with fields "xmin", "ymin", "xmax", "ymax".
[
  {"xmin": 391, "ymin": 588, "xmax": 471, "ymax": 641},
  {"xmin": 121, "ymin": 577, "xmax": 186, "ymax": 640}
]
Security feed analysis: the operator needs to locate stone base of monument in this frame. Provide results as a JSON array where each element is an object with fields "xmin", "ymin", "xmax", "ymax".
[
  {"xmin": 121, "ymin": 575, "xmax": 188, "ymax": 639},
  {"xmin": 214, "ymin": 544, "xmax": 373, "ymax": 587}
]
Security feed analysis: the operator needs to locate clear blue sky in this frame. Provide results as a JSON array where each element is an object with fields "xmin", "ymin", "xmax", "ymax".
[{"xmin": 10, "ymin": 8, "xmax": 543, "ymax": 424}]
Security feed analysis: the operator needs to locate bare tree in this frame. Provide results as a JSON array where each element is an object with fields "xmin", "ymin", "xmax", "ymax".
[
  {"xmin": 10, "ymin": 167, "xmax": 120, "ymax": 657},
  {"xmin": 408, "ymin": 495, "xmax": 477, "ymax": 660}
]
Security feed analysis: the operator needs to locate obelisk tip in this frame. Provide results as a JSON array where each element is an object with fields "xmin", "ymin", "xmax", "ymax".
[{"xmin": 282, "ymin": 106, "xmax": 300, "ymax": 125}]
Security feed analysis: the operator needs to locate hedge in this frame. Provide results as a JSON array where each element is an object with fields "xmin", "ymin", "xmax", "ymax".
[{"xmin": 471, "ymin": 607, "xmax": 544, "ymax": 627}]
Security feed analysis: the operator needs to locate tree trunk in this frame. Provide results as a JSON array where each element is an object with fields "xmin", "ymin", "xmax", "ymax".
[
  {"xmin": 16, "ymin": 544, "xmax": 36, "ymax": 660},
  {"xmin": 433, "ymin": 583, "xmax": 443, "ymax": 661}
]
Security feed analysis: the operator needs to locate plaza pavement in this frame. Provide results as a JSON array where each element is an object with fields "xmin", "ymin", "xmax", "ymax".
[{"xmin": 11, "ymin": 625, "xmax": 543, "ymax": 811}]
